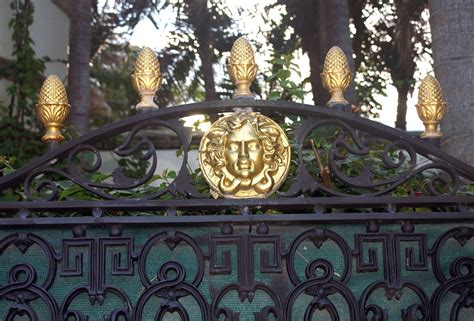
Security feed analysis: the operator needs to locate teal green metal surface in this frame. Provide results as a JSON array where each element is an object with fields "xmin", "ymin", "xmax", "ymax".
[{"xmin": 0, "ymin": 222, "xmax": 472, "ymax": 320}]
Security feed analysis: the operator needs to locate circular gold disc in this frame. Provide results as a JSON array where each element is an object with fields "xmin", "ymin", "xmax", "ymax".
[{"xmin": 199, "ymin": 112, "xmax": 291, "ymax": 198}]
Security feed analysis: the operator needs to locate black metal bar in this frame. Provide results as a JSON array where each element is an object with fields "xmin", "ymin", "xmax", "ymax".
[
  {"xmin": 0, "ymin": 195, "xmax": 472, "ymax": 212},
  {"xmin": 1, "ymin": 100, "xmax": 473, "ymax": 190},
  {"xmin": 1, "ymin": 100, "xmax": 472, "ymax": 321},
  {"xmin": 0, "ymin": 211, "xmax": 473, "ymax": 227}
]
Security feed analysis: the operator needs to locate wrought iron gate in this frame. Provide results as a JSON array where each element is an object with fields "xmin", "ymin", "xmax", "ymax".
[{"xmin": 1, "ymin": 43, "xmax": 473, "ymax": 321}]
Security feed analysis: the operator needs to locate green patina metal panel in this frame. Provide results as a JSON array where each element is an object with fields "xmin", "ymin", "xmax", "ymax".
[
  {"xmin": 1, "ymin": 97, "xmax": 473, "ymax": 321},
  {"xmin": 0, "ymin": 222, "xmax": 472, "ymax": 320}
]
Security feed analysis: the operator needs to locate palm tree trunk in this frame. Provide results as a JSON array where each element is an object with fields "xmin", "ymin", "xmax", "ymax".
[
  {"xmin": 286, "ymin": 0, "xmax": 325, "ymax": 106},
  {"xmin": 429, "ymin": 0, "xmax": 474, "ymax": 165},
  {"xmin": 395, "ymin": 82, "xmax": 409, "ymax": 130},
  {"xmin": 305, "ymin": 27, "xmax": 325, "ymax": 107},
  {"xmin": 318, "ymin": 0, "xmax": 357, "ymax": 105},
  {"xmin": 67, "ymin": 0, "xmax": 92, "ymax": 136},
  {"xmin": 286, "ymin": 0, "xmax": 355, "ymax": 107},
  {"xmin": 197, "ymin": 20, "xmax": 217, "ymax": 101},
  {"xmin": 184, "ymin": 0, "xmax": 217, "ymax": 101},
  {"xmin": 308, "ymin": 54, "xmax": 326, "ymax": 106}
]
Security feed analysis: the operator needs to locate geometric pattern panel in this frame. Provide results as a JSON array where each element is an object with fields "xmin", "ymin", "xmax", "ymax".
[{"xmin": 1, "ymin": 222, "xmax": 472, "ymax": 321}]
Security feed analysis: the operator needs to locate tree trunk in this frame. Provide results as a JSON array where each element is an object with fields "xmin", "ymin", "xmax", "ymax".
[
  {"xmin": 394, "ymin": 82, "xmax": 409, "ymax": 130},
  {"xmin": 285, "ymin": 0, "xmax": 324, "ymax": 106},
  {"xmin": 185, "ymin": 0, "xmax": 217, "ymax": 101},
  {"xmin": 428, "ymin": 0, "xmax": 474, "ymax": 165},
  {"xmin": 318, "ymin": 0, "xmax": 357, "ymax": 106},
  {"xmin": 303, "ymin": 15, "xmax": 325, "ymax": 107},
  {"xmin": 67, "ymin": 0, "xmax": 92, "ymax": 136},
  {"xmin": 287, "ymin": 0, "xmax": 356, "ymax": 107},
  {"xmin": 392, "ymin": 0, "xmax": 417, "ymax": 132},
  {"xmin": 307, "ymin": 42, "xmax": 325, "ymax": 107},
  {"xmin": 197, "ymin": 26, "xmax": 217, "ymax": 101}
]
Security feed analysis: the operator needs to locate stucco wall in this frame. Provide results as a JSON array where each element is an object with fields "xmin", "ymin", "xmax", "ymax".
[{"xmin": 0, "ymin": 0, "xmax": 69, "ymax": 106}]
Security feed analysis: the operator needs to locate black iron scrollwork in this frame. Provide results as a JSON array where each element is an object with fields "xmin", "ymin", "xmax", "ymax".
[
  {"xmin": 209, "ymin": 225, "xmax": 283, "ymax": 320},
  {"xmin": 285, "ymin": 228, "xmax": 352, "ymax": 285},
  {"xmin": 281, "ymin": 118, "xmax": 462, "ymax": 197},
  {"xmin": 285, "ymin": 228, "xmax": 357, "ymax": 321},
  {"xmin": 135, "ymin": 230, "xmax": 208, "ymax": 320},
  {"xmin": 0, "ymin": 101, "xmax": 471, "ymax": 203},
  {"xmin": 355, "ymin": 230, "xmax": 430, "ymax": 320},
  {"xmin": 134, "ymin": 262, "xmax": 209, "ymax": 321},
  {"xmin": 285, "ymin": 259, "xmax": 359, "ymax": 321},
  {"xmin": 59, "ymin": 229, "xmax": 134, "ymax": 320},
  {"xmin": 430, "ymin": 227, "xmax": 474, "ymax": 320},
  {"xmin": 23, "ymin": 119, "xmax": 203, "ymax": 201},
  {"xmin": 0, "ymin": 222, "xmax": 473, "ymax": 320},
  {"xmin": 0, "ymin": 233, "xmax": 60, "ymax": 321}
]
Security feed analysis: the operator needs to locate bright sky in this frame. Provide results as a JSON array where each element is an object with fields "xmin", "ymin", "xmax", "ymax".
[{"xmin": 128, "ymin": 0, "xmax": 428, "ymax": 131}]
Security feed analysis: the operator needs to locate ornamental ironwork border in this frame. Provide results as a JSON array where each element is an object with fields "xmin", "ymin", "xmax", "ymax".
[{"xmin": 0, "ymin": 100, "xmax": 473, "ymax": 321}]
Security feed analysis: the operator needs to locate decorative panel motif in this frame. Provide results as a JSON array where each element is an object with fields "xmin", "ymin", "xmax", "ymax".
[
  {"xmin": 0, "ymin": 223, "xmax": 472, "ymax": 321},
  {"xmin": 1, "ymin": 87, "xmax": 473, "ymax": 321}
]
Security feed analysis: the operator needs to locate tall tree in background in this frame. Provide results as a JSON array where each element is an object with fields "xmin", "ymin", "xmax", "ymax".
[
  {"xmin": 271, "ymin": 0, "xmax": 429, "ymax": 122},
  {"xmin": 391, "ymin": 0, "xmax": 421, "ymax": 130},
  {"xmin": 318, "ymin": 0, "xmax": 357, "ymax": 106},
  {"xmin": 88, "ymin": 0, "xmax": 236, "ymax": 111},
  {"xmin": 162, "ymin": 0, "xmax": 236, "ymax": 103},
  {"xmin": 67, "ymin": 0, "xmax": 92, "ymax": 135},
  {"xmin": 349, "ymin": 0, "xmax": 429, "ymax": 125},
  {"xmin": 69, "ymin": 0, "xmax": 167, "ymax": 132},
  {"xmin": 183, "ymin": 0, "xmax": 217, "ymax": 101},
  {"xmin": 271, "ymin": 0, "xmax": 356, "ymax": 107},
  {"xmin": 71, "ymin": 0, "xmax": 432, "ymax": 133},
  {"xmin": 429, "ymin": 0, "xmax": 474, "ymax": 165},
  {"xmin": 91, "ymin": 0, "xmax": 167, "ymax": 58}
]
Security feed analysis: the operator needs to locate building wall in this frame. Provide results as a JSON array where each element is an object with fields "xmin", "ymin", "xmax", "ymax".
[{"xmin": 0, "ymin": 0, "xmax": 69, "ymax": 106}]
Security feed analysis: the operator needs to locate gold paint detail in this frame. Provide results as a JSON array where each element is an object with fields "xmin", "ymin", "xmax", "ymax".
[
  {"xmin": 37, "ymin": 75, "xmax": 70, "ymax": 143},
  {"xmin": 416, "ymin": 75, "xmax": 446, "ymax": 138},
  {"xmin": 227, "ymin": 37, "xmax": 258, "ymax": 98},
  {"xmin": 199, "ymin": 112, "xmax": 291, "ymax": 198},
  {"xmin": 320, "ymin": 46, "xmax": 352, "ymax": 106},
  {"xmin": 131, "ymin": 47, "xmax": 162, "ymax": 110}
]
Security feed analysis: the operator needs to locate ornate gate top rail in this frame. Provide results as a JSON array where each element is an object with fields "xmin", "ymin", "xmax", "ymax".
[
  {"xmin": 1, "ymin": 100, "xmax": 473, "ymax": 217},
  {"xmin": 0, "ymin": 40, "xmax": 473, "ymax": 220},
  {"xmin": 1, "ymin": 39, "xmax": 473, "ymax": 321}
]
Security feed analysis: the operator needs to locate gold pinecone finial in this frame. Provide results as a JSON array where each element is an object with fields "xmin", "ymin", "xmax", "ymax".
[
  {"xmin": 416, "ymin": 75, "xmax": 446, "ymax": 138},
  {"xmin": 37, "ymin": 75, "xmax": 70, "ymax": 143},
  {"xmin": 131, "ymin": 47, "xmax": 162, "ymax": 111},
  {"xmin": 227, "ymin": 37, "xmax": 258, "ymax": 98},
  {"xmin": 320, "ymin": 46, "xmax": 352, "ymax": 107}
]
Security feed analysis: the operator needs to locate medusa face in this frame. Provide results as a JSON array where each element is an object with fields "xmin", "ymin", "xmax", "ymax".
[
  {"xmin": 199, "ymin": 112, "xmax": 291, "ymax": 198},
  {"xmin": 223, "ymin": 123, "xmax": 265, "ymax": 180}
]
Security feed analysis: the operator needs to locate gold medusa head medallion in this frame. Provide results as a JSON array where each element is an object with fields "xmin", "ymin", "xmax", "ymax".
[{"xmin": 199, "ymin": 112, "xmax": 291, "ymax": 198}]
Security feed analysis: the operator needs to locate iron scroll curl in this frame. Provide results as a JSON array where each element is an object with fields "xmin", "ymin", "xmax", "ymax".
[{"xmin": 0, "ymin": 100, "xmax": 472, "ymax": 203}]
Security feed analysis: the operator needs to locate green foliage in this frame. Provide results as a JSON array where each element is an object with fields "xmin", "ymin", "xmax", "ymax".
[
  {"xmin": 0, "ymin": 156, "xmax": 24, "ymax": 201},
  {"xmin": 354, "ymin": 59, "xmax": 386, "ymax": 118},
  {"xmin": 352, "ymin": 0, "xmax": 430, "ymax": 118},
  {"xmin": 0, "ymin": 156, "xmax": 16, "ymax": 177},
  {"xmin": 90, "ymin": 0, "xmax": 169, "ymax": 57},
  {"xmin": 90, "ymin": 43, "xmax": 139, "ymax": 122},
  {"xmin": 0, "ymin": 117, "xmax": 43, "ymax": 167},
  {"xmin": 0, "ymin": 0, "xmax": 46, "ymax": 167},
  {"xmin": 159, "ymin": 0, "xmax": 238, "ymax": 104},
  {"xmin": 265, "ymin": 52, "xmax": 308, "ymax": 102},
  {"xmin": 4, "ymin": 0, "xmax": 45, "ymax": 123}
]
